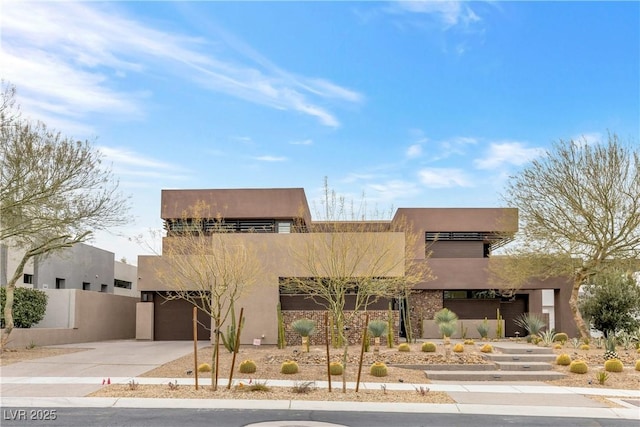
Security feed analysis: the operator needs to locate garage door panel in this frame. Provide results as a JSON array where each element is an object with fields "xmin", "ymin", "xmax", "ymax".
[{"xmin": 154, "ymin": 294, "xmax": 210, "ymax": 340}]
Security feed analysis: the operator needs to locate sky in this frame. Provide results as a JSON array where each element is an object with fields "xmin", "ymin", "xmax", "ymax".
[{"xmin": 2, "ymin": 1, "xmax": 639, "ymax": 264}]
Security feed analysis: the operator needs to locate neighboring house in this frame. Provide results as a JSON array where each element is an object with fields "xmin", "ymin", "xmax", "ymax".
[
  {"xmin": 0, "ymin": 241, "xmax": 139, "ymax": 296},
  {"xmin": 137, "ymin": 188, "xmax": 577, "ymax": 343}
]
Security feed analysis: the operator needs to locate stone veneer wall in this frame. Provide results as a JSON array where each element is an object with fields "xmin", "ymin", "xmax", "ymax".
[
  {"xmin": 408, "ymin": 290, "xmax": 443, "ymax": 339},
  {"xmin": 282, "ymin": 310, "xmax": 400, "ymax": 346}
]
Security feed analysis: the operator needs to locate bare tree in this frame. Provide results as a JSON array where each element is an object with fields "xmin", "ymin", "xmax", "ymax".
[
  {"xmin": 0, "ymin": 83, "xmax": 130, "ymax": 349},
  {"xmin": 496, "ymin": 134, "xmax": 640, "ymax": 338},
  {"xmin": 152, "ymin": 201, "xmax": 263, "ymax": 390}
]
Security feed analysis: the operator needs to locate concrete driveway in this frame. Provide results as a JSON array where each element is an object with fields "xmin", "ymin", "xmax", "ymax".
[{"xmin": 0, "ymin": 340, "xmax": 203, "ymax": 397}]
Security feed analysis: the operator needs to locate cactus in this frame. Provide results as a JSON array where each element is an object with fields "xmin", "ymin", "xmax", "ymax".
[
  {"xmin": 604, "ymin": 358, "xmax": 624, "ymax": 373},
  {"xmin": 387, "ymin": 303, "xmax": 394, "ymax": 348},
  {"xmin": 197, "ymin": 363, "xmax": 212, "ymax": 373},
  {"xmin": 369, "ymin": 362, "xmax": 388, "ymax": 377},
  {"xmin": 496, "ymin": 308, "xmax": 503, "ymax": 338},
  {"xmin": 329, "ymin": 361, "xmax": 343, "ymax": 376},
  {"xmin": 421, "ymin": 342, "xmax": 437, "ymax": 352},
  {"xmin": 453, "ymin": 343, "xmax": 464, "ymax": 353},
  {"xmin": 280, "ymin": 360, "xmax": 299, "ymax": 375},
  {"xmin": 480, "ymin": 344, "xmax": 493, "ymax": 353},
  {"xmin": 239, "ymin": 359, "xmax": 257, "ymax": 374},
  {"xmin": 221, "ymin": 304, "xmax": 244, "ymax": 353},
  {"xmin": 579, "ymin": 344, "xmax": 590, "ymax": 350},
  {"xmin": 553, "ymin": 344, "xmax": 562, "ymax": 350},
  {"xmin": 464, "ymin": 339, "xmax": 475, "ymax": 345},
  {"xmin": 398, "ymin": 343, "xmax": 411, "ymax": 352},
  {"xmin": 604, "ymin": 336, "xmax": 619, "ymax": 361},
  {"xmin": 635, "ymin": 360, "xmax": 640, "ymax": 371},
  {"xmin": 276, "ymin": 302, "xmax": 286, "ymax": 349},
  {"xmin": 554, "ymin": 333, "xmax": 568, "ymax": 343},
  {"xmin": 556, "ymin": 354, "xmax": 572, "ymax": 366},
  {"xmin": 569, "ymin": 360, "xmax": 588, "ymax": 374}
]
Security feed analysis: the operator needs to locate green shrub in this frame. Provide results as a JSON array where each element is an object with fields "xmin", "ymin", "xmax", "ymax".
[
  {"xmin": 569, "ymin": 360, "xmax": 588, "ymax": 374},
  {"xmin": 0, "ymin": 287, "xmax": 48, "ymax": 328},
  {"xmin": 291, "ymin": 318, "xmax": 316, "ymax": 337},
  {"xmin": 554, "ymin": 333, "xmax": 568, "ymax": 343},
  {"xmin": 329, "ymin": 362, "xmax": 343, "ymax": 376},
  {"xmin": 604, "ymin": 358, "xmax": 624, "ymax": 373},
  {"xmin": 370, "ymin": 362, "xmax": 388, "ymax": 377},
  {"xmin": 367, "ymin": 320, "xmax": 388, "ymax": 338},
  {"xmin": 197, "ymin": 363, "xmax": 211, "ymax": 373},
  {"xmin": 239, "ymin": 360, "xmax": 257, "ymax": 374},
  {"xmin": 421, "ymin": 342, "xmax": 437, "ymax": 352},
  {"xmin": 556, "ymin": 354, "xmax": 572, "ymax": 366},
  {"xmin": 398, "ymin": 343, "xmax": 411, "ymax": 352},
  {"xmin": 281, "ymin": 360, "xmax": 299, "ymax": 375}
]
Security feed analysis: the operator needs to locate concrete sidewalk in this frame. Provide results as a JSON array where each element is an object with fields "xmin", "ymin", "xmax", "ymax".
[{"xmin": 1, "ymin": 340, "xmax": 639, "ymax": 420}]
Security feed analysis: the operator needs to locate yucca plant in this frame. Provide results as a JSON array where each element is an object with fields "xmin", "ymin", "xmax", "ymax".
[
  {"xmin": 476, "ymin": 318, "xmax": 490, "ymax": 340},
  {"xmin": 367, "ymin": 320, "xmax": 388, "ymax": 353},
  {"xmin": 439, "ymin": 321, "xmax": 458, "ymax": 341},
  {"xmin": 291, "ymin": 318, "xmax": 316, "ymax": 352},
  {"xmin": 539, "ymin": 329, "xmax": 558, "ymax": 347},
  {"xmin": 514, "ymin": 313, "xmax": 546, "ymax": 337},
  {"xmin": 434, "ymin": 308, "xmax": 458, "ymax": 325},
  {"xmin": 604, "ymin": 335, "xmax": 619, "ymax": 361}
]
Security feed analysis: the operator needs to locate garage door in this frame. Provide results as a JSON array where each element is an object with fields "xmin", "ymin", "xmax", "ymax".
[{"xmin": 153, "ymin": 293, "xmax": 210, "ymax": 340}]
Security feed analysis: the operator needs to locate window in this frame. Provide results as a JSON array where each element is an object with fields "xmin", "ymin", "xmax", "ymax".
[
  {"xmin": 277, "ymin": 221, "xmax": 291, "ymax": 233},
  {"xmin": 114, "ymin": 279, "xmax": 132, "ymax": 289},
  {"xmin": 82, "ymin": 282, "xmax": 91, "ymax": 291},
  {"xmin": 100, "ymin": 284, "xmax": 108, "ymax": 293},
  {"xmin": 23, "ymin": 274, "xmax": 33, "ymax": 284},
  {"xmin": 55, "ymin": 278, "xmax": 65, "ymax": 289}
]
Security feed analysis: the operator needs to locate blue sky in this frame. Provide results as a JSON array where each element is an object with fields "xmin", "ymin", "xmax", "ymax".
[{"xmin": 2, "ymin": 1, "xmax": 639, "ymax": 263}]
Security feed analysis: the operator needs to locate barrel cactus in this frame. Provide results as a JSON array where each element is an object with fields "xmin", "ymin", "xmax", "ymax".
[
  {"xmin": 370, "ymin": 362, "xmax": 388, "ymax": 377},
  {"xmin": 554, "ymin": 333, "xmax": 568, "ymax": 343},
  {"xmin": 239, "ymin": 359, "xmax": 257, "ymax": 374},
  {"xmin": 604, "ymin": 358, "xmax": 624, "ymax": 373},
  {"xmin": 421, "ymin": 342, "xmax": 437, "ymax": 352},
  {"xmin": 398, "ymin": 343, "xmax": 411, "ymax": 352},
  {"xmin": 280, "ymin": 360, "xmax": 299, "ymax": 375},
  {"xmin": 197, "ymin": 363, "xmax": 212, "ymax": 373},
  {"xmin": 453, "ymin": 343, "xmax": 464, "ymax": 353},
  {"xmin": 579, "ymin": 344, "xmax": 590, "ymax": 350},
  {"xmin": 635, "ymin": 360, "xmax": 640, "ymax": 371},
  {"xmin": 329, "ymin": 361, "xmax": 343, "ymax": 376},
  {"xmin": 556, "ymin": 354, "xmax": 571, "ymax": 366},
  {"xmin": 480, "ymin": 344, "xmax": 493, "ymax": 353},
  {"xmin": 569, "ymin": 360, "xmax": 588, "ymax": 374}
]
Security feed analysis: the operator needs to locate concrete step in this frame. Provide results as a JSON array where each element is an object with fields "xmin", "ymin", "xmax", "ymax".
[
  {"xmin": 424, "ymin": 370, "xmax": 566, "ymax": 381},
  {"xmin": 483, "ymin": 353, "xmax": 556, "ymax": 363},
  {"xmin": 491, "ymin": 346, "xmax": 554, "ymax": 355},
  {"xmin": 408, "ymin": 364, "xmax": 496, "ymax": 371},
  {"xmin": 495, "ymin": 361, "xmax": 554, "ymax": 371}
]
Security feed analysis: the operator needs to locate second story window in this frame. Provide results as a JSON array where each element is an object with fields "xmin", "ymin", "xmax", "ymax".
[{"xmin": 277, "ymin": 221, "xmax": 291, "ymax": 233}]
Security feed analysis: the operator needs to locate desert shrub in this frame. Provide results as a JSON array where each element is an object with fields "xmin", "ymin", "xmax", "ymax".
[
  {"xmin": 556, "ymin": 354, "xmax": 572, "ymax": 366},
  {"xmin": 370, "ymin": 362, "xmax": 388, "ymax": 377},
  {"xmin": 579, "ymin": 344, "xmax": 590, "ymax": 350},
  {"xmin": 197, "ymin": 363, "xmax": 211, "ymax": 373},
  {"xmin": 398, "ymin": 343, "xmax": 411, "ymax": 352},
  {"xmin": 514, "ymin": 313, "xmax": 546, "ymax": 337},
  {"xmin": 480, "ymin": 344, "xmax": 493, "ymax": 353},
  {"xmin": 453, "ymin": 343, "xmax": 464, "ymax": 353},
  {"xmin": 635, "ymin": 360, "xmax": 640, "ymax": 371},
  {"xmin": 595, "ymin": 371, "xmax": 609, "ymax": 385},
  {"xmin": 434, "ymin": 308, "xmax": 458, "ymax": 339},
  {"xmin": 280, "ymin": 360, "xmax": 299, "ymax": 375},
  {"xmin": 247, "ymin": 381, "xmax": 270, "ymax": 392},
  {"xmin": 239, "ymin": 360, "xmax": 257, "ymax": 374},
  {"xmin": 476, "ymin": 318, "xmax": 490, "ymax": 339},
  {"xmin": 421, "ymin": 342, "xmax": 437, "ymax": 352},
  {"xmin": 329, "ymin": 362, "xmax": 343, "ymax": 376},
  {"xmin": 569, "ymin": 360, "xmax": 588, "ymax": 374},
  {"xmin": 291, "ymin": 318, "xmax": 316, "ymax": 337},
  {"xmin": 554, "ymin": 333, "xmax": 568, "ymax": 343},
  {"xmin": 604, "ymin": 358, "xmax": 624, "ymax": 373},
  {"xmin": 291, "ymin": 381, "xmax": 314, "ymax": 394},
  {"xmin": 367, "ymin": 320, "xmax": 388, "ymax": 338},
  {"xmin": 0, "ymin": 287, "xmax": 48, "ymax": 328}
]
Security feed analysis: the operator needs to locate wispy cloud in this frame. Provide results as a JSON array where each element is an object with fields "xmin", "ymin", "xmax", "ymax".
[
  {"xmin": 406, "ymin": 143, "xmax": 423, "ymax": 158},
  {"xmin": 473, "ymin": 141, "xmax": 544, "ymax": 170},
  {"xmin": 290, "ymin": 139, "xmax": 313, "ymax": 146},
  {"xmin": 254, "ymin": 155, "xmax": 287, "ymax": 162},
  {"xmin": 99, "ymin": 146, "xmax": 190, "ymax": 186},
  {"xmin": 572, "ymin": 132, "xmax": 603, "ymax": 146},
  {"xmin": 367, "ymin": 180, "xmax": 421, "ymax": 201},
  {"xmin": 418, "ymin": 167, "xmax": 473, "ymax": 188},
  {"xmin": 390, "ymin": 1, "xmax": 481, "ymax": 29},
  {"xmin": 2, "ymin": 2, "xmax": 361, "ymax": 131}
]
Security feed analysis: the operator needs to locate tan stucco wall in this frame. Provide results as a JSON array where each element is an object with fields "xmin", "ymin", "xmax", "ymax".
[
  {"xmin": 2, "ymin": 290, "xmax": 138, "ymax": 349},
  {"xmin": 136, "ymin": 302, "xmax": 154, "ymax": 340}
]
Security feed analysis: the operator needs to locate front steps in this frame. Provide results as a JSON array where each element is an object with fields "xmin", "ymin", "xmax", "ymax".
[{"xmin": 424, "ymin": 343, "xmax": 566, "ymax": 382}]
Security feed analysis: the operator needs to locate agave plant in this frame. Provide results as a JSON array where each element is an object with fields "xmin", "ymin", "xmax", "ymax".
[
  {"xmin": 514, "ymin": 313, "xmax": 546, "ymax": 337},
  {"xmin": 367, "ymin": 320, "xmax": 388, "ymax": 353},
  {"xmin": 291, "ymin": 318, "xmax": 316, "ymax": 352},
  {"xmin": 434, "ymin": 308, "xmax": 458, "ymax": 325},
  {"xmin": 538, "ymin": 329, "xmax": 557, "ymax": 347},
  {"xmin": 439, "ymin": 321, "xmax": 458, "ymax": 340}
]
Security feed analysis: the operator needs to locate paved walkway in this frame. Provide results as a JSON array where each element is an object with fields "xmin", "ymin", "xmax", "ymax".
[{"xmin": 1, "ymin": 340, "xmax": 639, "ymax": 420}]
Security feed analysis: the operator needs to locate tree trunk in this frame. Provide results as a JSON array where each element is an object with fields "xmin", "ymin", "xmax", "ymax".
[{"xmin": 570, "ymin": 276, "xmax": 590, "ymax": 339}]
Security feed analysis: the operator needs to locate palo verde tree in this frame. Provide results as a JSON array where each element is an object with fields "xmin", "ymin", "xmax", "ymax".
[
  {"xmin": 0, "ymin": 82, "xmax": 129, "ymax": 349},
  {"xmin": 281, "ymin": 179, "xmax": 433, "ymax": 391},
  {"xmin": 152, "ymin": 201, "xmax": 263, "ymax": 391},
  {"xmin": 495, "ymin": 134, "xmax": 640, "ymax": 338}
]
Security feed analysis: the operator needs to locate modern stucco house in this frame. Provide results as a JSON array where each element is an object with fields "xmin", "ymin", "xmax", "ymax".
[{"xmin": 136, "ymin": 188, "xmax": 577, "ymax": 343}]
